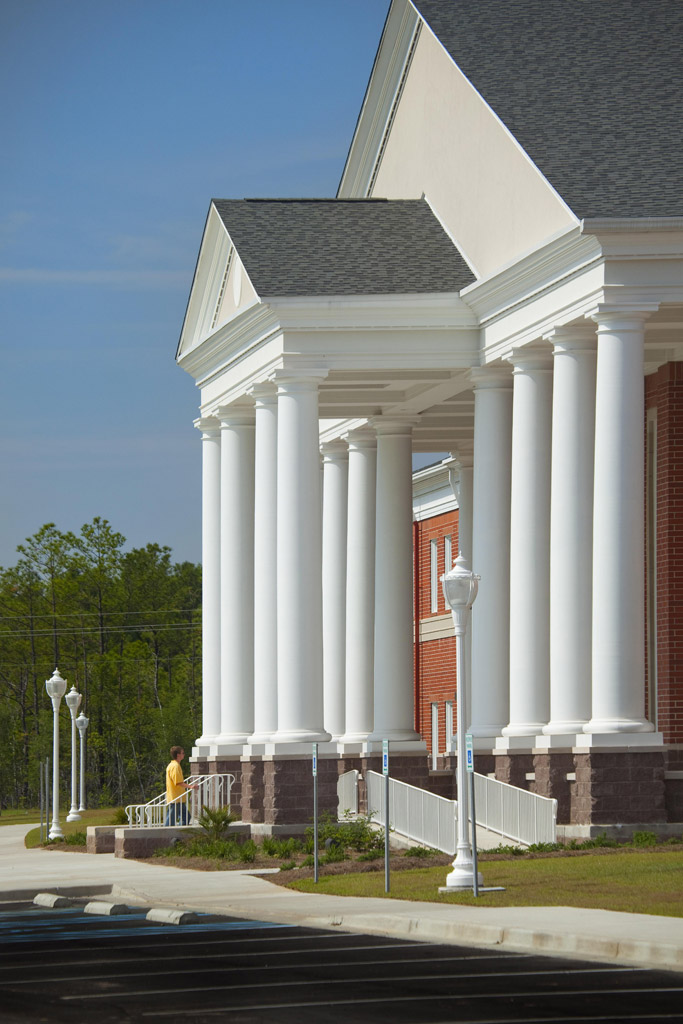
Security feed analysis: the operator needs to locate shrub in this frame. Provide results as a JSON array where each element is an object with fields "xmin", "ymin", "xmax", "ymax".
[
  {"xmin": 64, "ymin": 831, "xmax": 87, "ymax": 846},
  {"xmin": 301, "ymin": 854, "xmax": 315, "ymax": 867},
  {"xmin": 632, "ymin": 830, "xmax": 658, "ymax": 847},
  {"xmin": 404, "ymin": 845, "xmax": 434, "ymax": 858},
  {"xmin": 527, "ymin": 842, "xmax": 563, "ymax": 853},
  {"xmin": 491, "ymin": 843, "xmax": 526, "ymax": 856},
  {"xmin": 321, "ymin": 845, "xmax": 347, "ymax": 864},
  {"xmin": 262, "ymin": 836, "xmax": 302, "ymax": 859},
  {"xmin": 279, "ymin": 860, "xmax": 297, "ymax": 871},
  {"xmin": 305, "ymin": 811, "xmax": 383, "ymax": 853},
  {"xmin": 195, "ymin": 806, "xmax": 238, "ymax": 841},
  {"xmin": 111, "ymin": 807, "xmax": 129, "ymax": 825},
  {"xmin": 238, "ymin": 839, "xmax": 257, "ymax": 863},
  {"xmin": 358, "ymin": 848, "xmax": 383, "ymax": 861}
]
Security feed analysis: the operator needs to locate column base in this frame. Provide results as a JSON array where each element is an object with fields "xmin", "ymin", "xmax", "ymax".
[
  {"xmin": 66, "ymin": 810, "xmax": 81, "ymax": 822},
  {"xmin": 535, "ymin": 733, "xmax": 577, "ymax": 750},
  {"xmin": 495, "ymin": 735, "xmax": 535, "ymax": 752},
  {"xmin": 442, "ymin": 851, "xmax": 483, "ymax": 890},
  {"xmin": 269, "ymin": 729, "xmax": 332, "ymax": 745},
  {"xmin": 247, "ymin": 732, "xmax": 275, "ymax": 745},
  {"xmin": 502, "ymin": 722, "xmax": 547, "ymax": 738},
  {"xmin": 365, "ymin": 731, "xmax": 425, "ymax": 747},
  {"xmin": 575, "ymin": 731, "xmax": 663, "ymax": 748},
  {"xmin": 582, "ymin": 718, "xmax": 657, "ymax": 736},
  {"xmin": 542, "ymin": 720, "xmax": 588, "ymax": 736}
]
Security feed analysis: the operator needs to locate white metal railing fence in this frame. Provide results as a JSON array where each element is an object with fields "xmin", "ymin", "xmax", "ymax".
[
  {"xmin": 366, "ymin": 771, "xmax": 458, "ymax": 855},
  {"xmin": 337, "ymin": 769, "xmax": 359, "ymax": 815},
  {"xmin": 125, "ymin": 773, "xmax": 235, "ymax": 827},
  {"xmin": 364, "ymin": 770, "xmax": 557, "ymax": 852},
  {"xmin": 473, "ymin": 772, "xmax": 557, "ymax": 845}
]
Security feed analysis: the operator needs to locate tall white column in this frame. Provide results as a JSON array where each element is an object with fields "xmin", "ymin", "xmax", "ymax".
[
  {"xmin": 340, "ymin": 429, "xmax": 377, "ymax": 744},
  {"xmin": 543, "ymin": 326, "xmax": 597, "ymax": 737},
  {"xmin": 195, "ymin": 417, "xmax": 221, "ymax": 749},
  {"xmin": 249, "ymin": 385, "xmax": 278, "ymax": 743},
  {"xmin": 469, "ymin": 367, "xmax": 513, "ymax": 740},
  {"xmin": 271, "ymin": 373, "xmax": 330, "ymax": 744},
  {"xmin": 217, "ymin": 407, "xmax": 255, "ymax": 746},
  {"xmin": 321, "ymin": 441, "xmax": 348, "ymax": 740},
  {"xmin": 370, "ymin": 418, "xmax": 421, "ymax": 743},
  {"xmin": 586, "ymin": 308, "xmax": 657, "ymax": 736},
  {"xmin": 503, "ymin": 348, "xmax": 553, "ymax": 739}
]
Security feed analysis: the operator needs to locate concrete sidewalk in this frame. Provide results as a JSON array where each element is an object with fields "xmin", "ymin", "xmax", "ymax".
[{"xmin": 2, "ymin": 824, "xmax": 682, "ymax": 973}]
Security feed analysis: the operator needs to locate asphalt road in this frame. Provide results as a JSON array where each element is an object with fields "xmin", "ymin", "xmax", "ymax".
[{"xmin": 0, "ymin": 900, "xmax": 682, "ymax": 1024}]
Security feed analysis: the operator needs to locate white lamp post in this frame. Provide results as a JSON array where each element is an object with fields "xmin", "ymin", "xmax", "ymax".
[
  {"xmin": 76, "ymin": 712, "xmax": 89, "ymax": 812},
  {"xmin": 45, "ymin": 668, "xmax": 68, "ymax": 839},
  {"xmin": 65, "ymin": 686, "xmax": 82, "ymax": 821},
  {"xmin": 441, "ymin": 554, "xmax": 483, "ymax": 889}
]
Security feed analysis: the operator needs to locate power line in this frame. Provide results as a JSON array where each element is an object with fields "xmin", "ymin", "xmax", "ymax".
[
  {"xmin": 1, "ymin": 622, "xmax": 201, "ymax": 639},
  {"xmin": 0, "ymin": 608, "xmax": 200, "ymax": 621}
]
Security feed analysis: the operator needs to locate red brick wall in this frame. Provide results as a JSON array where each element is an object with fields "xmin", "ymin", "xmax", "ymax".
[
  {"xmin": 413, "ymin": 509, "xmax": 459, "ymax": 754},
  {"xmin": 646, "ymin": 362, "xmax": 683, "ymax": 744}
]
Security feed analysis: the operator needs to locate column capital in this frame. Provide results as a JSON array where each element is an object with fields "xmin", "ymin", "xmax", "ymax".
[
  {"xmin": 247, "ymin": 382, "xmax": 277, "ymax": 406},
  {"xmin": 588, "ymin": 304, "xmax": 659, "ymax": 332},
  {"xmin": 270, "ymin": 368, "xmax": 329, "ymax": 392},
  {"xmin": 320, "ymin": 439, "xmax": 348, "ymax": 462},
  {"xmin": 369, "ymin": 415, "xmax": 420, "ymax": 435},
  {"xmin": 216, "ymin": 405, "xmax": 255, "ymax": 427},
  {"xmin": 469, "ymin": 365, "xmax": 513, "ymax": 391},
  {"xmin": 507, "ymin": 344, "xmax": 553, "ymax": 373},
  {"xmin": 194, "ymin": 416, "xmax": 221, "ymax": 437},
  {"xmin": 544, "ymin": 322, "xmax": 597, "ymax": 353},
  {"xmin": 343, "ymin": 427, "xmax": 376, "ymax": 450}
]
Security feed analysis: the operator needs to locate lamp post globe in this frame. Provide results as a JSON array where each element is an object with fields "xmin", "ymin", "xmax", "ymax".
[
  {"xmin": 76, "ymin": 712, "xmax": 89, "ymax": 812},
  {"xmin": 65, "ymin": 686, "xmax": 82, "ymax": 822},
  {"xmin": 45, "ymin": 668, "xmax": 68, "ymax": 840},
  {"xmin": 441, "ymin": 554, "xmax": 483, "ymax": 889}
]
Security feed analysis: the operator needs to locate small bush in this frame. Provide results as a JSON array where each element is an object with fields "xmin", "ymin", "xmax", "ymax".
[
  {"xmin": 527, "ymin": 842, "xmax": 563, "ymax": 853},
  {"xmin": 279, "ymin": 860, "xmax": 297, "ymax": 871},
  {"xmin": 632, "ymin": 831, "xmax": 658, "ymax": 847},
  {"xmin": 404, "ymin": 845, "xmax": 434, "ymax": 858},
  {"xmin": 238, "ymin": 839, "xmax": 257, "ymax": 863},
  {"xmin": 491, "ymin": 843, "xmax": 526, "ymax": 856},
  {"xmin": 321, "ymin": 844, "xmax": 347, "ymax": 864},
  {"xmin": 195, "ymin": 806, "xmax": 237, "ymax": 841},
  {"xmin": 111, "ymin": 807, "xmax": 129, "ymax": 825},
  {"xmin": 306, "ymin": 811, "xmax": 383, "ymax": 853},
  {"xmin": 358, "ymin": 848, "xmax": 383, "ymax": 861},
  {"xmin": 64, "ymin": 831, "xmax": 87, "ymax": 846},
  {"xmin": 262, "ymin": 836, "xmax": 302, "ymax": 859},
  {"xmin": 301, "ymin": 854, "xmax": 315, "ymax": 867},
  {"xmin": 581, "ymin": 832, "xmax": 620, "ymax": 849}
]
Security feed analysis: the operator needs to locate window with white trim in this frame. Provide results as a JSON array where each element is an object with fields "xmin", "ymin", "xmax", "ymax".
[{"xmin": 430, "ymin": 539, "xmax": 438, "ymax": 613}]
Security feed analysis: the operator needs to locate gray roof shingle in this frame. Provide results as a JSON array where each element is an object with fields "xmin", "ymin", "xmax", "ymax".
[
  {"xmin": 212, "ymin": 197, "xmax": 474, "ymax": 296},
  {"xmin": 412, "ymin": 0, "xmax": 683, "ymax": 219}
]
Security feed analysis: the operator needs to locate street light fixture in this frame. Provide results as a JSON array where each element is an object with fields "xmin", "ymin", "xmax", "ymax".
[
  {"xmin": 45, "ymin": 668, "xmax": 68, "ymax": 840},
  {"xmin": 65, "ymin": 686, "xmax": 82, "ymax": 822},
  {"xmin": 441, "ymin": 553, "xmax": 483, "ymax": 889},
  {"xmin": 76, "ymin": 712, "xmax": 89, "ymax": 812}
]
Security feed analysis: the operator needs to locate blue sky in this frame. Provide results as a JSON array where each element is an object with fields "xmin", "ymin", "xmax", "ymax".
[{"xmin": 0, "ymin": 0, "xmax": 393, "ymax": 568}]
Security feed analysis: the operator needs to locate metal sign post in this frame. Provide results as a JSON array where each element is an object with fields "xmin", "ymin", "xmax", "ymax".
[
  {"xmin": 312, "ymin": 743, "xmax": 319, "ymax": 883},
  {"xmin": 383, "ymin": 739, "xmax": 390, "ymax": 893},
  {"xmin": 465, "ymin": 732, "xmax": 479, "ymax": 897}
]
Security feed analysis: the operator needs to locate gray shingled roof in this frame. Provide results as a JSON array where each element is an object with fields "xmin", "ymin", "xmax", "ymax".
[
  {"xmin": 212, "ymin": 198, "xmax": 474, "ymax": 296},
  {"xmin": 412, "ymin": 0, "xmax": 683, "ymax": 219}
]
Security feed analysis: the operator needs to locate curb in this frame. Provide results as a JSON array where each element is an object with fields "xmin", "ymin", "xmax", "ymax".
[{"xmin": 146, "ymin": 908, "xmax": 202, "ymax": 925}]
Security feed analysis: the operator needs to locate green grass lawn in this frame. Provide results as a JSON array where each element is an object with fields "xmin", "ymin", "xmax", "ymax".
[
  {"xmin": 0, "ymin": 808, "xmax": 42, "ymax": 826},
  {"xmin": 285, "ymin": 849, "xmax": 683, "ymax": 917},
  {"xmin": 23, "ymin": 807, "xmax": 124, "ymax": 848}
]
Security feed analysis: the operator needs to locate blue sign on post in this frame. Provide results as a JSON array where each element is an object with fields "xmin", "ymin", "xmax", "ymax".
[
  {"xmin": 382, "ymin": 739, "xmax": 389, "ymax": 775},
  {"xmin": 312, "ymin": 743, "xmax": 318, "ymax": 776},
  {"xmin": 465, "ymin": 732, "xmax": 474, "ymax": 773}
]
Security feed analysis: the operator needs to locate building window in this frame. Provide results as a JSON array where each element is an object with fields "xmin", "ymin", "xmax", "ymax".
[
  {"xmin": 431, "ymin": 702, "xmax": 439, "ymax": 770},
  {"xmin": 446, "ymin": 700, "xmax": 455, "ymax": 752},
  {"xmin": 444, "ymin": 534, "xmax": 452, "ymax": 575},
  {"xmin": 430, "ymin": 539, "xmax": 438, "ymax": 613}
]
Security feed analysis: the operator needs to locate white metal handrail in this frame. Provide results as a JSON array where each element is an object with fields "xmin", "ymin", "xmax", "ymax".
[
  {"xmin": 365, "ymin": 770, "xmax": 557, "ymax": 852},
  {"xmin": 124, "ymin": 773, "xmax": 234, "ymax": 828},
  {"xmin": 366, "ymin": 771, "xmax": 458, "ymax": 855},
  {"xmin": 473, "ymin": 772, "xmax": 557, "ymax": 846},
  {"xmin": 337, "ymin": 769, "xmax": 359, "ymax": 815}
]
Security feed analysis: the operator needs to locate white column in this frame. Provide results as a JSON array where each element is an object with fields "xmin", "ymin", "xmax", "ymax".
[
  {"xmin": 249, "ymin": 385, "xmax": 278, "ymax": 743},
  {"xmin": 586, "ymin": 308, "xmax": 657, "ymax": 736},
  {"xmin": 543, "ymin": 326, "xmax": 597, "ymax": 737},
  {"xmin": 503, "ymin": 348, "xmax": 553, "ymax": 739},
  {"xmin": 321, "ymin": 441, "xmax": 349, "ymax": 740},
  {"xmin": 370, "ymin": 418, "xmax": 422, "ymax": 743},
  {"xmin": 469, "ymin": 367, "xmax": 513, "ymax": 740},
  {"xmin": 271, "ymin": 373, "xmax": 330, "ymax": 744},
  {"xmin": 195, "ymin": 417, "xmax": 221, "ymax": 749},
  {"xmin": 217, "ymin": 407, "xmax": 255, "ymax": 746},
  {"xmin": 340, "ymin": 429, "xmax": 377, "ymax": 744}
]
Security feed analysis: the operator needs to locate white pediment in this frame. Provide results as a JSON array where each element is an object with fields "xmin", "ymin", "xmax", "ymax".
[{"xmin": 177, "ymin": 204, "xmax": 258, "ymax": 359}]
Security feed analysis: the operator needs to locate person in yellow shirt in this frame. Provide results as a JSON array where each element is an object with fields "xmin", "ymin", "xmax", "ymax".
[{"xmin": 165, "ymin": 746, "xmax": 193, "ymax": 825}]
